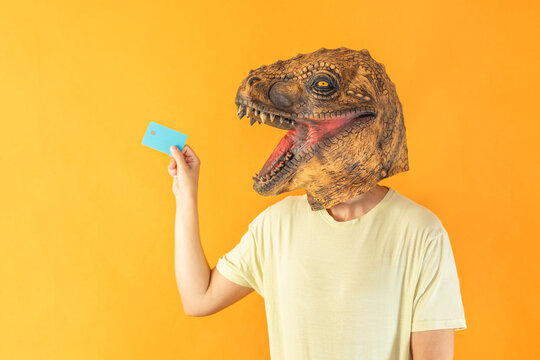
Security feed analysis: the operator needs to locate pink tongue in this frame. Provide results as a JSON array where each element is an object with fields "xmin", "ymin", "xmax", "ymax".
[
  {"xmin": 260, "ymin": 128, "xmax": 297, "ymax": 175},
  {"xmin": 258, "ymin": 115, "xmax": 353, "ymax": 176}
]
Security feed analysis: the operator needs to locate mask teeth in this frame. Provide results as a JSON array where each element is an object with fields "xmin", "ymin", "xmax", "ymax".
[
  {"xmin": 237, "ymin": 105, "xmax": 246, "ymax": 119},
  {"xmin": 258, "ymin": 150, "xmax": 295, "ymax": 182},
  {"xmin": 237, "ymin": 102, "xmax": 298, "ymax": 128}
]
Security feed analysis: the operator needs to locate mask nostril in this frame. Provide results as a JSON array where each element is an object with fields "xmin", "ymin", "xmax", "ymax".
[
  {"xmin": 248, "ymin": 76, "xmax": 261, "ymax": 86},
  {"xmin": 269, "ymin": 81, "xmax": 302, "ymax": 109}
]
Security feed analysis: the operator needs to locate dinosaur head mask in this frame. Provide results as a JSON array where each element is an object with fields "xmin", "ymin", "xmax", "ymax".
[{"xmin": 235, "ymin": 47, "xmax": 409, "ymax": 211}]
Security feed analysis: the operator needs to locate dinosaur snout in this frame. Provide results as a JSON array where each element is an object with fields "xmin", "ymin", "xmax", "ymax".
[{"xmin": 268, "ymin": 81, "xmax": 303, "ymax": 109}]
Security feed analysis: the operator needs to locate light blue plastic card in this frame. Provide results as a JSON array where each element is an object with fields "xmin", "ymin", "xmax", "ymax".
[{"xmin": 142, "ymin": 121, "xmax": 188, "ymax": 155}]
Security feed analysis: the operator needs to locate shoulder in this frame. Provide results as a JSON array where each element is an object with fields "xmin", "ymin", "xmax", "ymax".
[
  {"xmin": 259, "ymin": 194, "xmax": 306, "ymax": 219},
  {"xmin": 250, "ymin": 194, "xmax": 307, "ymax": 226},
  {"xmin": 263, "ymin": 194, "xmax": 307, "ymax": 217},
  {"xmin": 387, "ymin": 189, "xmax": 447, "ymax": 237},
  {"xmin": 243, "ymin": 195, "xmax": 306, "ymax": 246}
]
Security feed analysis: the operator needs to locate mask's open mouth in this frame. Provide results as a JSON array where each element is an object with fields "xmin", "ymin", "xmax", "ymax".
[{"xmin": 236, "ymin": 100, "xmax": 377, "ymax": 192}]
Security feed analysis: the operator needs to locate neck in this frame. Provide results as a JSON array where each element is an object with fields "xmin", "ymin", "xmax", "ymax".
[{"xmin": 325, "ymin": 184, "xmax": 389, "ymax": 222}]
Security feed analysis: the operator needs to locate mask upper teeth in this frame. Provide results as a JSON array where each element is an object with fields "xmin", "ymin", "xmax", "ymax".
[
  {"xmin": 237, "ymin": 105, "xmax": 246, "ymax": 119},
  {"xmin": 237, "ymin": 103, "xmax": 297, "ymax": 128}
]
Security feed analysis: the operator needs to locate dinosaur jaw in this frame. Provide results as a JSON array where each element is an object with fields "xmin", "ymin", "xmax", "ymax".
[{"xmin": 235, "ymin": 101, "xmax": 377, "ymax": 195}]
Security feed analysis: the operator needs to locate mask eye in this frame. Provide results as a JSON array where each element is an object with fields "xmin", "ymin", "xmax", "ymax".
[{"xmin": 310, "ymin": 74, "xmax": 338, "ymax": 96}]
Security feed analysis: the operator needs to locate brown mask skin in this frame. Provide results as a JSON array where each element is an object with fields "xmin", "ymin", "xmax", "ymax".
[{"xmin": 235, "ymin": 47, "xmax": 409, "ymax": 211}]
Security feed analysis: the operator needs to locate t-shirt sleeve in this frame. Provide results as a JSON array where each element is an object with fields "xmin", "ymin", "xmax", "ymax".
[
  {"xmin": 215, "ymin": 212, "xmax": 266, "ymax": 297},
  {"xmin": 411, "ymin": 230, "xmax": 467, "ymax": 332}
]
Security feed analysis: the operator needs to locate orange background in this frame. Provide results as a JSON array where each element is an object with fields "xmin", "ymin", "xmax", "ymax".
[{"xmin": 1, "ymin": 0, "xmax": 539, "ymax": 359}]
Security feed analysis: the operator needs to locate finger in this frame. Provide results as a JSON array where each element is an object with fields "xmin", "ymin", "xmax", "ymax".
[
  {"xmin": 182, "ymin": 144, "xmax": 200, "ymax": 165},
  {"xmin": 170, "ymin": 145, "xmax": 188, "ymax": 171},
  {"xmin": 168, "ymin": 159, "xmax": 177, "ymax": 176}
]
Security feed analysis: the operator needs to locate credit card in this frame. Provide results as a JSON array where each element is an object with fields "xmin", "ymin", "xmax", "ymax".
[{"xmin": 142, "ymin": 121, "xmax": 188, "ymax": 155}]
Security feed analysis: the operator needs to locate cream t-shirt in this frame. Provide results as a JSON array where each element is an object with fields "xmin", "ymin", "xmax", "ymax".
[{"xmin": 216, "ymin": 187, "xmax": 466, "ymax": 360}]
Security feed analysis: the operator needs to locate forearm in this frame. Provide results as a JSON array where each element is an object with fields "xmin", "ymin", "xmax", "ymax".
[{"xmin": 174, "ymin": 192, "xmax": 210, "ymax": 315}]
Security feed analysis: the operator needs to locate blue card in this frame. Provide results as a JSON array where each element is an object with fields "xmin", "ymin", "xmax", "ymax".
[{"xmin": 142, "ymin": 121, "xmax": 188, "ymax": 155}]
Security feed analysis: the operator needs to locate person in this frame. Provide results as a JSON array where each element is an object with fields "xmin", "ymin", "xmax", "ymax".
[{"xmin": 168, "ymin": 144, "xmax": 466, "ymax": 360}]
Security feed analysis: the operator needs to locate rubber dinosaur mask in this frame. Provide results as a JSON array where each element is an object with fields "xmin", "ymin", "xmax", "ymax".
[{"xmin": 235, "ymin": 47, "xmax": 409, "ymax": 211}]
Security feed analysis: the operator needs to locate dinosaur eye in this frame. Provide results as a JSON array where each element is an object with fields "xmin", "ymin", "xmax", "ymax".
[{"xmin": 310, "ymin": 73, "xmax": 338, "ymax": 96}]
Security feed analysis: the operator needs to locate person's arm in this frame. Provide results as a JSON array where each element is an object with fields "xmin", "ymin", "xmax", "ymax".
[
  {"xmin": 410, "ymin": 329, "xmax": 454, "ymax": 359},
  {"xmin": 169, "ymin": 145, "xmax": 253, "ymax": 317},
  {"xmin": 410, "ymin": 230, "xmax": 466, "ymax": 358}
]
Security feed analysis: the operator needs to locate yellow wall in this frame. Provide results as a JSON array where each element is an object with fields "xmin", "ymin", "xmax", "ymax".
[{"xmin": 1, "ymin": 0, "xmax": 538, "ymax": 358}]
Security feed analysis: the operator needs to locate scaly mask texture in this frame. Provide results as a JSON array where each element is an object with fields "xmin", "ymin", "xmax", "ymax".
[{"xmin": 235, "ymin": 47, "xmax": 409, "ymax": 211}]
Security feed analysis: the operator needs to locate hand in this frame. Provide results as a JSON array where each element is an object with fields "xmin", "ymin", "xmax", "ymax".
[{"xmin": 168, "ymin": 144, "xmax": 200, "ymax": 200}]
